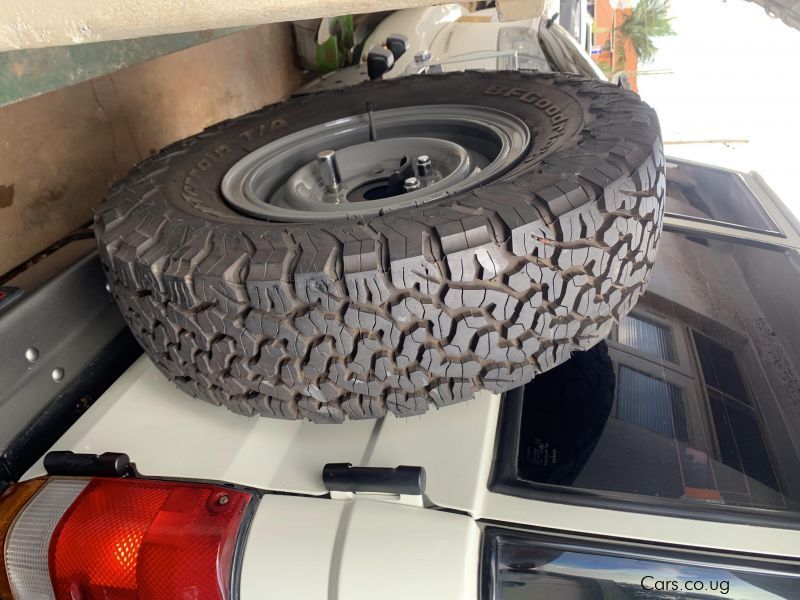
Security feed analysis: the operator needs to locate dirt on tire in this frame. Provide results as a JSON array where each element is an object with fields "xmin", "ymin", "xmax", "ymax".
[{"xmin": 95, "ymin": 71, "xmax": 665, "ymax": 423}]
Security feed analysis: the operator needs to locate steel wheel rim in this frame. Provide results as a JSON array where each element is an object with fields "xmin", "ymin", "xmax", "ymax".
[{"xmin": 221, "ymin": 104, "xmax": 531, "ymax": 222}]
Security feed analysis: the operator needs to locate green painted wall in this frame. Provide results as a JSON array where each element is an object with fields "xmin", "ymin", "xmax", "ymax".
[{"xmin": 0, "ymin": 28, "xmax": 243, "ymax": 107}]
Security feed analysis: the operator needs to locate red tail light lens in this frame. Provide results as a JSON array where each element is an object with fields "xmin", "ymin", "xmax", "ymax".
[{"xmin": 5, "ymin": 478, "xmax": 253, "ymax": 600}]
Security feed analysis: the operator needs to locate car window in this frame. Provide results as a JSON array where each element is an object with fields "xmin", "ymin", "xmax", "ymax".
[
  {"xmin": 497, "ymin": 26, "xmax": 553, "ymax": 72},
  {"xmin": 492, "ymin": 230, "xmax": 800, "ymax": 523},
  {"xmin": 483, "ymin": 528, "xmax": 800, "ymax": 600},
  {"xmin": 666, "ymin": 159, "xmax": 782, "ymax": 234}
]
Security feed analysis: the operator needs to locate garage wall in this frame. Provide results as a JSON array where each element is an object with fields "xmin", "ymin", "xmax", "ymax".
[
  {"xmin": 0, "ymin": 23, "xmax": 303, "ymax": 276},
  {"xmin": 0, "ymin": 0, "xmax": 436, "ymax": 51}
]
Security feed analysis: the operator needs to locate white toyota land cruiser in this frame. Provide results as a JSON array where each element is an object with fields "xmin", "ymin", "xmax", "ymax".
[{"xmin": 1, "ymin": 4, "xmax": 799, "ymax": 600}]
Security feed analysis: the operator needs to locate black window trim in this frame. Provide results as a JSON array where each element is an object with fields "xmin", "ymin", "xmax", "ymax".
[
  {"xmin": 666, "ymin": 156, "xmax": 783, "ymax": 235},
  {"xmin": 663, "ymin": 216, "xmax": 800, "ymax": 251},
  {"xmin": 479, "ymin": 523, "xmax": 800, "ymax": 600},
  {"xmin": 663, "ymin": 157, "xmax": 800, "ymax": 251},
  {"xmin": 667, "ymin": 211, "xmax": 786, "ymax": 238},
  {"xmin": 489, "ymin": 386, "xmax": 800, "ymax": 530}
]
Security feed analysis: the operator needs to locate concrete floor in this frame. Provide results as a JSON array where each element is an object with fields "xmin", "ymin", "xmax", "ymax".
[{"xmin": 0, "ymin": 23, "xmax": 303, "ymax": 276}]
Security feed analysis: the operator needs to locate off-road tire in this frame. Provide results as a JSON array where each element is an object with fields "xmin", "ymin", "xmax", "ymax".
[{"xmin": 95, "ymin": 71, "xmax": 665, "ymax": 423}]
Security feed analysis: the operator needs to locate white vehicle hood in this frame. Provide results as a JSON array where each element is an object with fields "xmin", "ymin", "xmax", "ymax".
[
  {"xmin": 424, "ymin": 14, "xmax": 550, "ymax": 73},
  {"xmin": 362, "ymin": 6, "xmax": 550, "ymax": 77}
]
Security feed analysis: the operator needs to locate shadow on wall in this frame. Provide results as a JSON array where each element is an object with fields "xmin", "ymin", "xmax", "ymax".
[{"xmin": 0, "ymin": 23, "xmax": 303, "ymax": 276}]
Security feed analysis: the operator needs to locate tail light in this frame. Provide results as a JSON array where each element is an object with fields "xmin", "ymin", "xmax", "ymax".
[{"xmin": 0, "ymin": 476, "xmax": 254, "ymax": 599}]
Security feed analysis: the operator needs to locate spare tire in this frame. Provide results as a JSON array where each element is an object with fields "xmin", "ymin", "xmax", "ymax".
[{"xmin": 95, "ymin": 71, "xmax": 664, "ymax": 423}]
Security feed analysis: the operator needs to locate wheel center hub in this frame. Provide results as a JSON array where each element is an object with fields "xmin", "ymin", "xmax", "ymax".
[
  {"xmin": 221, "ymin": 104, "xmax": 530, "ymax": 222},
  {"xmin": 287, "ymin": 137, "xmax": 472, "ymax": 208}
]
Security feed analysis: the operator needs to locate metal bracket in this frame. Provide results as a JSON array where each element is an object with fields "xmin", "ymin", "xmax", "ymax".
[
  {"xmin": 0, "ymin": 250, "xmax": 140, "ymax": 482},
  {"xmin": 323, "ymin": 462, "xmax": 426, "ymax": 495},
  {"xmin": 0, "ymin": 286, "xmax": 23, "ymax": 312},
  {"xmin": 328, "ymin": 489, "xmax": 427, "ymax": 508},
  {"xmin": 43, "ymin": 451, "xmax": 137, "ymax": 478}
]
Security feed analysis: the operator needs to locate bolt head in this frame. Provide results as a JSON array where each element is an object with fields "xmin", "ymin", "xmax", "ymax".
[
  {"xmin": 317, "ymin": 149, "xmax": 342, "ymax": 193},
  {"xmin": 217, "ymin": 494, "xmax": 230, "ymax": 506},
  {"xmin": 25, "ymin": 347, "xmax": 39, "ymax": 363},
  {"xmin": 416, "ymin": 155, "xmax": 432, "ymax": 177},
  {"xmin": 403, "ymin": 177, "xmax": 421, "ymax": 192},
  {"xmin": 51, "ymin": 367, "xmax": 65, "ymax": 382}
]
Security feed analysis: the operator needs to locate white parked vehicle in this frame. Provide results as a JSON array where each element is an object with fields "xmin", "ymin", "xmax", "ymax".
[
  {"xmin": 1, "ymin": 5, "xmax": 800, "ymax": 600},
  {"xmin": 302, "ymin": 3, "xmax": 606, "ymax": 93}
]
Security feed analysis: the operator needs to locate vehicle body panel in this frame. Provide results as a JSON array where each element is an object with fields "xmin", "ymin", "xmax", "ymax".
[
  {"xmin": 239, "ymin": 495, "xmax": 345, "ymax": 599},
  {"xmin": 24, "ymin": 356, "xmax": 376, "ymax": 496},
  {"xmin": 359, "ymin": 4, "xmax": 468, "ymax": 71},
  {"xmin": 13, "ymin": 5, "xmax": 800, "ymax": 599},
  {"xmin": 361, "ymin": 6, "xmax": 548, "ymax": 74},
  {"xmin": 24, "ymin": 355, "xmax": 492, "ymax": 511},
  {"xmin": 0, "ymin": 254, "xmax": 128, "ymax": 455},
  {"xmin": 357, "ymin": 5, "xmax": 603, "ymax": 83},
  {"xmin": 26, "ymin": 357, "xmax": 800, "ymax": 561},
  {"xmin": 240, "ymin": 494, "xmax": 480, "ymax": 599}
]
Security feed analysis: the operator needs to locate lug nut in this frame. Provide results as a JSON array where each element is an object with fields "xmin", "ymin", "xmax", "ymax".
[
  {"xmin": 416, "ymin": 155, "xmax": 432, "ymax": 177},
  {"xmin": 403, "ymin": 177, "xmax": 421, "ymax": 192},
  {"xmin": 317, "ymin": 150, "xmax": 342, "ymax": 193}
]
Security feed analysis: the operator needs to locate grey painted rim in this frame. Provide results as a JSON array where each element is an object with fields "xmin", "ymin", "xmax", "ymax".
[{"xmin": 221, "ymin": 104, "xmax": 530, "ymax": 222}]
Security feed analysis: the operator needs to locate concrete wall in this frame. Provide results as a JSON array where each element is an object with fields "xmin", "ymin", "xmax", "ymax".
[
  {"xmin": 0, "ymin": 23, "xmax": 303, "ymax": 276},
  {"xmin": 0, "ymin": 0, "xmax": 440, "ymax": 51}
]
